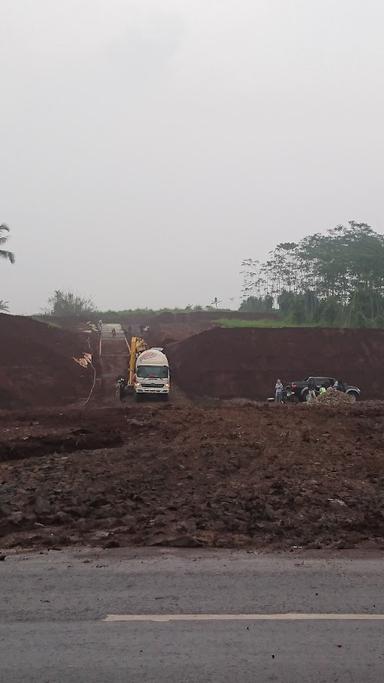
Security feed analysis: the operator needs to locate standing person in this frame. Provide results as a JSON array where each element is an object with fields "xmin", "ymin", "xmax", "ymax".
[
  {"xmin": 307, "ymin": 377, "xmax": 317, "ymax": 401},
  {"xmin": 275, "ymin": 378, "xmax": 284, "ymax": 403},
  {"xmin": 116, "ymin": 377, "xmax": 127, "ymax": 401}
]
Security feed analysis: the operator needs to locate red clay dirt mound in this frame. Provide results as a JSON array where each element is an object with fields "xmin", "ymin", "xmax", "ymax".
[
  {"xmin": 0, "ymin": 313, "xmax": 93, "ymax": 409},
  {"xmin": 167, "ymin": 327, "xmax": 384, "ymax": 400}
]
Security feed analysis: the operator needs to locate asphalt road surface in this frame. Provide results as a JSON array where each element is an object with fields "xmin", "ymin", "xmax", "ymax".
[{"xmin": 1, "ymin": 548, "xmax": 384, "ymax": 682}]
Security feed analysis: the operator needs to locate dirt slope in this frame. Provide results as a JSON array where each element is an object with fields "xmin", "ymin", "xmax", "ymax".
[
  {"xmin": 0, "ymin": 314, "xmax": 93, "ymax": 408},
  {"xmin": 167, "ymin": 327, "xmax": 384, "ymax": 400},
  {"xmin": 147, "ymin": 322, "xmax": 215, "ymax": 346}
]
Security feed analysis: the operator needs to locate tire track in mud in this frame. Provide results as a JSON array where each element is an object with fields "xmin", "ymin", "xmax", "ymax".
[{"xmin": 0, "ymin": 430, "xmax": 124, "ymax": 462}]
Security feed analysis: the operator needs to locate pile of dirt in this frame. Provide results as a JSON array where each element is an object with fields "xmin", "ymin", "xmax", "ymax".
[
  {"xmin": 1, "ymin": 402, "xmax": 384, "ymax": 551},
  {"xmin": 315, "ymin": 387, "xmax": 355, "ymax": 406},
  {"xmin": 167, "ymin": 327, "xmax": 384, "ymax": 400},
  {"xmin": 0, "ymin": 314, "xmax": 94, "ymax": 409}
]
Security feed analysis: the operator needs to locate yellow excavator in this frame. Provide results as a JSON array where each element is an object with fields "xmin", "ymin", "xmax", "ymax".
[
  {"xmin": 127, "ymin": 336, "xmax": 147, "ymax": 386},
  {"xmin": 116, "ymin": 336, "xmax": 147, "ymax": 400}
]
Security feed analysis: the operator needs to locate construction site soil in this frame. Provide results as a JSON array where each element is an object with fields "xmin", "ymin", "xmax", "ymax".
[
  {"xmin": 167, "ymin": 327, "xmax": 384, "ymax": 400},
  {"xmin": 147, "ymin": 321, "xmax": 215, "ymax": 346},
  {"xmin": 0, "ymin": 313, "xmax": 94, "ymax": 409},
  {"xmin": 2, "ymin": 316, "xmax": 384, "ymax": 554},
  {"xmin": 2, "ymin": 402, "xmax": 384, "ymax": 552}
]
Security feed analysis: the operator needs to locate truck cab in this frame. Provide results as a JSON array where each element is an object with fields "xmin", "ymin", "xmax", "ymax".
[{"xmin": 134, "ymin": 348, "xmax": 170, "ymax": 400}]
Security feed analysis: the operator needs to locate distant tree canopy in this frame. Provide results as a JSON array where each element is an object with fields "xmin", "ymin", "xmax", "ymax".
[
  {"xmin": 239, "ymin": 295, "xmax": 273, "ymax": 313},
  {"xmin": 241, "ymin": 221, "xmax": 384, "ymax": 327},
  {"xmin": 48, "ymin": 290, "xmax": 96, "ymax": 317}
]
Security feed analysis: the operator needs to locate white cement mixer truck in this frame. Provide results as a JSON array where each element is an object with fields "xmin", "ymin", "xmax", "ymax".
[{"xmin": 134, "ymin": 347, "xmax": 170, "ymax": 400}]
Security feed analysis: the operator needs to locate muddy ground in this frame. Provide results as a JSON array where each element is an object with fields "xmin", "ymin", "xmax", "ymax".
[{"xmin": 1, "ymin": 401, "xmax": 384, "ymax": 552}]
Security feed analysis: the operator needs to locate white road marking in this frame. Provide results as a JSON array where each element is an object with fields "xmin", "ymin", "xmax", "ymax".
[{"xmin": 103, "ymin": 613, "xmax": 384, "ymax": 623}]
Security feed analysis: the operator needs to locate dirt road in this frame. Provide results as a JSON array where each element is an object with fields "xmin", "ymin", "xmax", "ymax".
[{"xmin": 99, "ymin": 324, "xmax": 129, "ymax": 402}]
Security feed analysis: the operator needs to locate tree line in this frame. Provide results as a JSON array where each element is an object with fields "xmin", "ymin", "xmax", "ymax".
[
  {"xmin": 4, "ymin": 218, "xmax": 384, "ymax": 327},
  {"xmin": 45, "ymin": 291, "xmax": 230, "ymax": 318},
  {"xmin": 241, "ymin": 221, "xmax": 384, "ymax": 327}
]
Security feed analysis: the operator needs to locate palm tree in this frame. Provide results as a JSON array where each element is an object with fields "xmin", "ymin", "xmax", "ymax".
[{"xmin": 0, "ymin": 223, "xmax": 15, "ymax": 263}]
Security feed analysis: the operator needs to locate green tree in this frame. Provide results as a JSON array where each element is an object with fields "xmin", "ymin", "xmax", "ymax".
[
  {"xmin": 241, "ymin": 221, "xmax": 384, "ymax": 327},
  {"xmin": 48, "ymin": 290, "xmax": 95, "ymax": 317},
  {"xmin": 0, "ymin": 224, "xmax": 15, "ymax": 264},
  {"xmin": 240, "ymin": 294, "xmax": 273, "ymax": 313}
]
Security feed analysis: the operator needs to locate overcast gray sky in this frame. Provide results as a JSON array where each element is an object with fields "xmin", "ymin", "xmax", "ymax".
[{"xmin": 1, "ymin": 0, "xmax": 383, "ymax": 313}]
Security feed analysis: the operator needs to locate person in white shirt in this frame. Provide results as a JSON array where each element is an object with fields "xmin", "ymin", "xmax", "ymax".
[{"xmin": 275, "ymin": 379, "xmax": 283, "ymax": 402}]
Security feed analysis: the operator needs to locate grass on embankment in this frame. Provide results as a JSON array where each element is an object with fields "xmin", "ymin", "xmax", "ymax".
[{"xmin": 216, "ymin": 318, "xmax": 321, "ymax": 328}]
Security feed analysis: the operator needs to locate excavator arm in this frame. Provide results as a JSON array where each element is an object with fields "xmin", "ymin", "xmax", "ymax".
[{"xmin": 128, "ymin": 336, "xmax": 147, "ymax": 386}]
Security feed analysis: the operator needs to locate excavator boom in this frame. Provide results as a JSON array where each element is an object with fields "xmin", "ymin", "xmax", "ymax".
[{"xmin": 128, "ymin": 336, "xmax": 147, "ymax": 386}]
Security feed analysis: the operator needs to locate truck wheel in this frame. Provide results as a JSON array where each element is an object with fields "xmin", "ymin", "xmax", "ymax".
[{"xmin": 347, "ymin": 391, "xmax": 359, "ymax": 402}]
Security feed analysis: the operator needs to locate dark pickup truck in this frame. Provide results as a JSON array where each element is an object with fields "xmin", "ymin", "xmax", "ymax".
[{"xmin": 286, "ymin": 377, "xmax": 361, "ymax": 402}]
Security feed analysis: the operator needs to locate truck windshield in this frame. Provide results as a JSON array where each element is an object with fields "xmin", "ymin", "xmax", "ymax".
[{"xmin": 137, "ymin": 365, "xmax": 169, "ymax": 379}]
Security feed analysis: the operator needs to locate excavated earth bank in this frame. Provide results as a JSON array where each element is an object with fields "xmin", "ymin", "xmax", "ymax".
[
  {"xmin": 0, "ymin": 313, "xmax": 92, "ymax": 409},
  {"xmin": 167, "ymin": 327, "xmax": 384, "ymax": 400}
]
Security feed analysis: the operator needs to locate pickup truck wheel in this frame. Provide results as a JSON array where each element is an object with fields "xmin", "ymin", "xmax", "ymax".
[{"xmin": 347, "ymin": 391, "xmax": 359, "ymax": 402}]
